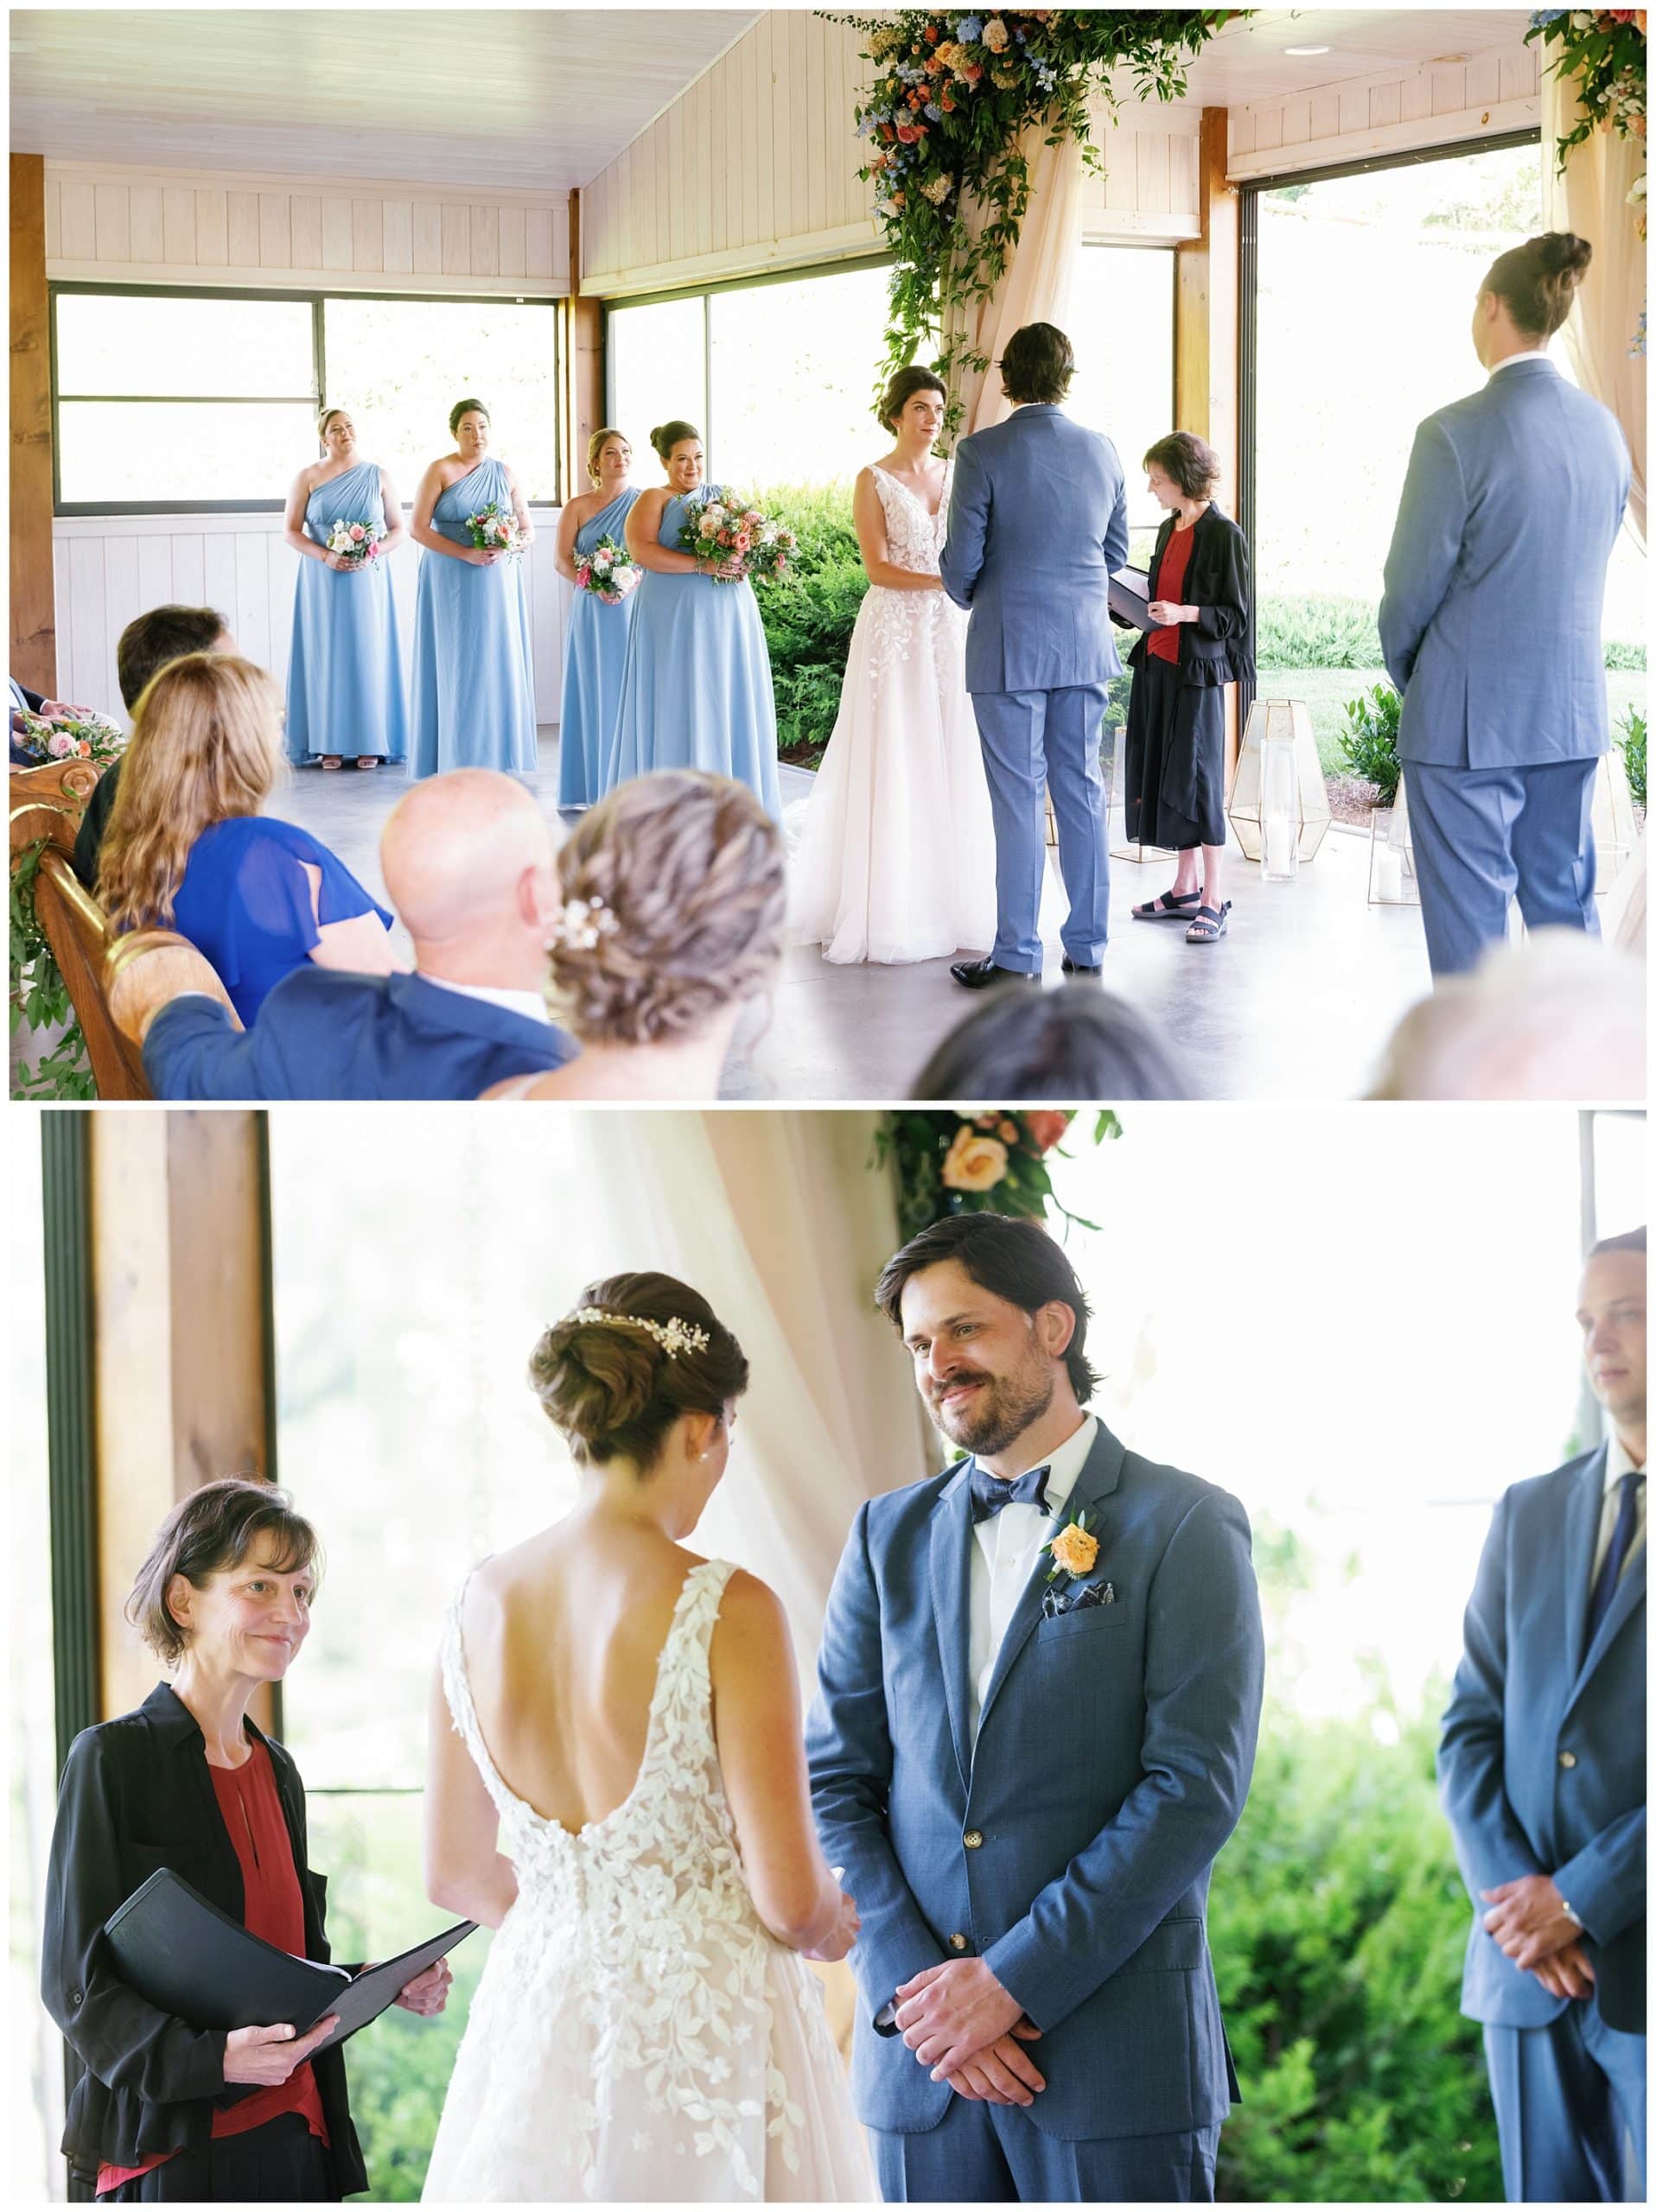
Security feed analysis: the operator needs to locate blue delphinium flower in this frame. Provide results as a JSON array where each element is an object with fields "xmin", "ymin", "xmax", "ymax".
[
  {"xmin": 925, "ymin": 101, "xmax": 943, "ymax": 120},
  {"xmin": 958, "ymin": 14, "xmax": 984, "ymax": 40}
]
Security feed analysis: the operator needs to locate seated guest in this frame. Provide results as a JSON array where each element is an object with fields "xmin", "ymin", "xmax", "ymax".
[
  {"xmin": 910, "ymin": 982, "xmax": 1192, "ymax": 1101},
  {"xmin": 41, "ymin": 1477, "xmax": 450, "ymax": 2202},
  {"xmin": 11, "ymin": 675, "xmax": 98, "ymax": 765},
  {"xmin": 98, "ymin": 653, "xmax": 396, "ymax": 1025},
  {"xmin": 1368, "ymin": 931, "xmax": 1646, "ymax": 1101},
  {"xmin": 73, "ymin": 605, "xmax": 235, "ymax": 890},
  {"xmin": 130, "ymin": 769, "xmax": 577, "ymax": 1099},
  {"xmin": 490, "ymin": 770, "xmax": 785, "ymax": 1100}
]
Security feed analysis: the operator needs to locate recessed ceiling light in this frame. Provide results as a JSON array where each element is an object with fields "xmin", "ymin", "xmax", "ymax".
[{"xmin": 1285, "ymin": 44, "xmax": 1332, "ymax": 56}]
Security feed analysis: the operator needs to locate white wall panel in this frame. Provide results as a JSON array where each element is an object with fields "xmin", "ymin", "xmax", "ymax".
[{"xmin": 1228, "ymin": 35, "xmax": 1539, "ymax": 179}]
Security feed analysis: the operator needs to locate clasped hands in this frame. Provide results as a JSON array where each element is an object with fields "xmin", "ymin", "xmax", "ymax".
[
  {"xmin": 1481, "ymin": 1873, "xmax": 1596, "ymax": 1999},
  {"xmin": 894, "ymin": 1957, "xmax": 1045, "ymax": 2107}
]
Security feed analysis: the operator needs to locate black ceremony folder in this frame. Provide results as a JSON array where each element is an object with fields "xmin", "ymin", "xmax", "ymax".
[
  {"xmin": 105, "ymin": 1866, "xmax": 476, "ymax": 2056},
  {"xmin": 1109, "ymin": 564, "xmax": 1153, "ymax": 631}
]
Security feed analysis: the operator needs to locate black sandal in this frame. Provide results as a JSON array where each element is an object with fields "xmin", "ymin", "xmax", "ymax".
[
  {"xmin": 1131, "ymin": 888, "xmax": 1202, "ymax": 922},
  {"xmin": 1185, "ymin": 901, "xmax": 1232, "ymax": 944}
]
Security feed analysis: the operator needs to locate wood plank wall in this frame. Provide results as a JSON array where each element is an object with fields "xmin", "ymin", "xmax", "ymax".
[
  {"xmin": 1229, "ymin": 38, "xmax": 1540, "ymax": 178},
  {"xmin": 11, "ymin": 153, "xmax": 56, "ymax": 693}
]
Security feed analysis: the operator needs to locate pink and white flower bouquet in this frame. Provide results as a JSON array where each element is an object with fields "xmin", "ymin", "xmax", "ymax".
[
  {"xmin": 11, "ymin": 705, "xmax": 128, "ymax": 768},
  {"xmin": 466, "ymin": 501, "xmax": 528, "ymax": 556},
  {"xmin": 324, "ymin": 519, "xmax": 385, "ymax": 567},
  {"xmin": 574, "ymin": 533, "xmax": 641, "ymax": 604},
  {"xmin": 677, "ymin": 492, "xmax": 798, "ymax": 584}
]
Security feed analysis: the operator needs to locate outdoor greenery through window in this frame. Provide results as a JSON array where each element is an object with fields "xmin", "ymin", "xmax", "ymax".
[{"xmin": 51, "ymin": 287, "xmax": 562, "ymax": 512}]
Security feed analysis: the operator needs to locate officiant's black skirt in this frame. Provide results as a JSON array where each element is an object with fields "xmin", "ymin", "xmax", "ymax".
[
  {"xmin": 1123, "ymin": 658, "xmax": 1226, "ymax": 851},
  {"xmin": 97, "ymin": 2113, "xmax": 339, "ymax": 2202}
]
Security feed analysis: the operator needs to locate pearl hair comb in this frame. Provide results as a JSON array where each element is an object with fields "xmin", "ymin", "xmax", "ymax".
[
  {"xmin": 568, "ymin": 1308, "xmax": 711, "ymax": 1358},
  {"xmin": 549, "ymin": 896, "xmax": 619, "ymax": 953}
]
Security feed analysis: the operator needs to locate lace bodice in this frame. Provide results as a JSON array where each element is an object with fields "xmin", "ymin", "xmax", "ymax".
[{"xmin": 869, "ymin": 462, "xmax": 949, "ymax": 578}]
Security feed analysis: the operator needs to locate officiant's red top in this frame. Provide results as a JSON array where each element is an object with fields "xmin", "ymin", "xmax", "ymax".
[
  {"xmin": 1147, "ymin": 522, "xmax": 1197, "ymax": 664},
  {"xmin": 95, "ymin": 1738, "xmax": 330, "ymax": 2195}
]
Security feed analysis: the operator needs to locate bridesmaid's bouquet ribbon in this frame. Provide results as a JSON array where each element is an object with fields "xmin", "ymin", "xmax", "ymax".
[
  {"xmin": 466, "ymin": 502, "xmax": 528, "ymax": 556},
  {"xmin": 574, "ymin": 535, "xmax": 641, "ymax": 605},
  {"xmin": 325, "ymin": 520, "xmax": 385, "ymax": 567},
  {"xmin": 677, "ymin": 493, "xmax": 797, "ymax": 584}
]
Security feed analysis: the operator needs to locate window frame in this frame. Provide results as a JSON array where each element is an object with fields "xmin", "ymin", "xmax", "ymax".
[{"xmin": 49, "ymin": 279, "xmax": 565, "ymax": 518}]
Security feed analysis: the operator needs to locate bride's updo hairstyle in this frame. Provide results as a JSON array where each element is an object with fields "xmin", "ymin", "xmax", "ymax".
[
  {"xmin": 1482, "ymin": 232, "xmax": 1593, "ymax": 341},
  {"xmin": 650, "ymin": 420, "xmax": 700, "ymax": 461},
  {"xmin": 878, "ymin": 364, "xmax": 946, "ymax": 432},
  {"xmin": 449, "ymin": 397, "xmax": 490, "ymax": 436},
  {"xmin": 529, "ymin": 1273, "xmax": 749, "ymax": 1471},
  {"xmin": 549, "ymin": 770, "xmax": 785, "ymax": 1046}
]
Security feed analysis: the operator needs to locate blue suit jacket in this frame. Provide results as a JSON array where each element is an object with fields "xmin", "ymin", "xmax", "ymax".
[
  {"xmin": 939, "ymin": 405, "xmax": 1131, "ymax": 696},
  {"xmin": 142, "ymin": 968, "xmax": 576, "ymax": 1101},
  {"xmin": 1379, "ymin": 359, "xmax": 1629, "ymax": 769},
  {"xmin": 806, "ymin": 1421, "xmax": 1264, "ymax": 2140},
  {"xmin": 1438, "ymin": 1444, "xmax": 1646, "ymax": 2034}
]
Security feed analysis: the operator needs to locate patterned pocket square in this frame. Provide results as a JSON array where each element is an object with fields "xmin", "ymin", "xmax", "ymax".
[{"xmin": 1041, "ymin": 1580, "xmax": 1117, "ymax": 1618}]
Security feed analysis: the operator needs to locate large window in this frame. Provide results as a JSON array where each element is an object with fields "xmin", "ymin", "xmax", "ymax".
[
  {"xmin": 1065, "ymin": 245, "xmax": 1176, "ymax": 552},
  {"xmin": 607, "ymin": 261, "xmax": 896, "ymax": 491},
  {"xmin": 52, "ymin": 286, "xmax": 562, "ymax": 514}
]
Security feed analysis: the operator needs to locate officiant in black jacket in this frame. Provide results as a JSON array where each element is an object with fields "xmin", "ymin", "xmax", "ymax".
[
  {"xmin": 1122, "ymin": 435, "xmax": 1252, "ymax": 947},
  {"xmin": 41, "ymin": 1478, "xmax": 449, "ymax": 2202}
]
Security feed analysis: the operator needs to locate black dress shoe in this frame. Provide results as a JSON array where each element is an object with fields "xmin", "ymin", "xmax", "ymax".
[
  {"xmin": 950, "ymin": 957, "xmax": 1040, "ymax": 991},
  {"xmin": 1060, "ymin": 956, "xmax": 1103, "ymax": 976}
]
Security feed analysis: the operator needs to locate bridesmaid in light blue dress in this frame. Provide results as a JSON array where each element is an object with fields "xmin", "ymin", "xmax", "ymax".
[
  {"xmin": 283, "ymin": 408, "xmax": 409, "ymax": 767},
  {"xmin": 409, "ymin": 398, "xmax": 538, "ymax": 779},
  {"xmin": 607, "ymin": 420, "xmax": 781, "ymax": 819},
  {"xmin": 553, "ymin": 426, "xmax": 640, "ymax": 808}
]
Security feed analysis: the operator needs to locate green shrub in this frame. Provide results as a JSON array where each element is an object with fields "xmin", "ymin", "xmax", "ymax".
[
  {"xmin": 748, "ymin": 480, "xmax": 866, "ymax": 759},
  {"xmin": 1338, "ymin": 679, "xmax": 1404, "ymax": 802},
  {"xmin": 1617, "ymin": 703, "xmax": 1646, "ymax": 811},
  {"xmin": 1604, "ymin": 639, "xmax": 1646, "ymax": 672},
  {"xmin": 1257, "ymin": 595, "xmax": 1383, "ymax": 671}
]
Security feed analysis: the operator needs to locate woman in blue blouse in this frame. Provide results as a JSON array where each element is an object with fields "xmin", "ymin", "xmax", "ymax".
[
  {"xmin": 552, "ymin": 427, "xmax": 640, "ymax": 807},
  {"xmin": 98, "ymin": 653, "xmax": 398, "ymax": 1026}
]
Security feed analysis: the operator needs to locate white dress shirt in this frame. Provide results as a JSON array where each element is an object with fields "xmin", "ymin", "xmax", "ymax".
[
  {"xmin": 1592, "ymin": 1432, "xmax": 1647, "ymax": 1586},
  {"xmin": 967, "ymin": 1414, "xmax": 1098, "ymax": 1744},
  {"xmin": 418, "ymin": 973, "xmax": 551, "ymax": 1025},
  {"xmin": 1489, "ymin": 348, "xmax": 1556, "ymax": 376}
]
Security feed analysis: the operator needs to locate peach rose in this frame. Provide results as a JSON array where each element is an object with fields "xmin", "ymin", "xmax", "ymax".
[
  {"xmin": 1026, "ymin": 1110, "xmax": 1072, "ymax": 1154},
  {"xmin": 1049, "ymin": 1522, "xmax": 1099, "ymax": 1577},
  {"xmin": 940, "ymin": 1128, "xmax": 1009, "ymax": 1193}
]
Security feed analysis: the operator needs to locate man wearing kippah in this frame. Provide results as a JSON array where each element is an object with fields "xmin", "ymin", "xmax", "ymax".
[{"xmin": 1439, "ymin": 1226, "xmax": 1646, "ymax": 2201}]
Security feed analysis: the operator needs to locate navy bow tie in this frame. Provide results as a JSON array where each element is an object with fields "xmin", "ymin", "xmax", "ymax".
[{"xmin": 969, "ymin": 1464, "xmax": 1052, "ymax": 1524}]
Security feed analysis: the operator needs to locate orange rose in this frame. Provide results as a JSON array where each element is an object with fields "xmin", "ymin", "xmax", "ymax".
[
  {"xmin": 941, "ymin": 1128, "xmax": 1009, "ymax": 1193},
  {"xmin": 1049, "ymin": 1522, "xmax": 1099, "ymax": 1577},
  {"xmin": 1026, "ymin": 1110, "xmax": 1072, "ymax": 1154}
]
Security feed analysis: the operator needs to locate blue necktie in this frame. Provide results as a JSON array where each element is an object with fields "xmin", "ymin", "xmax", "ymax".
[
  {"xmin": 969, "ymin": 1463, "xmax": 1051, "ymax": 1524},
  {"xmin": 1585, "ymin": 1471, "xmax": 1645, "ymax": 1652}
]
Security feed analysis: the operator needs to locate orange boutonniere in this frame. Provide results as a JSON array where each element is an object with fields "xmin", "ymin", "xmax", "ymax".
[{"xmin": 1041, "ymin": 1510, "xmax": 1099, "ymax": 1583}]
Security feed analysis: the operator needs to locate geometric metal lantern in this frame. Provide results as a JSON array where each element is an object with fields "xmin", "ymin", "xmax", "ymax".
[
  {"xmin": 1366, "ymin": 772, "xmax": 1421, "ymax": 906},
  {"xmin": 1226, "ymin": 696, "xmax": 1333, "ymax": 868},
  {"xmin": 1592, "ymin": 744, "xmax": 1640, "ymax": 895}
]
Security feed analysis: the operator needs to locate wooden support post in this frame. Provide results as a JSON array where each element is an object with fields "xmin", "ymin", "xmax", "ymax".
[
  {"xmin": 1175, "ymin": 109, "xmax": 1242, "ymax": 774},
  {"xmin": 89, "ymin": 1113, "xmax": 277, "ymax": 1726},
  {"xmin": 568, "ymin": 188, "xmax": 606, "ymax": 485},
  {"xmin": 11, "ymin": 152, "xmax": 56, "ymax": 696}
]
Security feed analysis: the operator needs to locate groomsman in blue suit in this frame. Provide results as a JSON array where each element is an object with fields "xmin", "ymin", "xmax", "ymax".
[
  {"xmin": 808, "ymin": 1213, "xmax": 1264, "ymax": 2202},
  {"xmin": 1379, "ymin": 232, "xmax": 1630, "ymax": 979},
  {"xmin": 1439, "ymin": 1225, "xmax": 1646, "ymax": 2202},
  {"xmin": 939, "ymin": 324, "xmax": 1131, "ymax": 988}
]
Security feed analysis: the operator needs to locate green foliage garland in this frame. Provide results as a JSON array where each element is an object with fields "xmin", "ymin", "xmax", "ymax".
[
  {"xmin": 877, "ymin": 1108, "xmax": 1120, "ymax": 1244},
  {"xmin": 10, "ymin": 838, "xmax": 94, "ymax": 1100},
  {"xmin": 824, "ymin": 8, "xmax": 1234, "ymax": 428},
  {"xmin": 1527, "ymin": 10, "xmax": 1647, "ymax": 175}
]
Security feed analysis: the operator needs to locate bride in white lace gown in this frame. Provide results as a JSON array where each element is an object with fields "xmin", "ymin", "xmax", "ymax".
[
  {"xmin": 421, "ymin": 1275, "xmax": 874, "ymax": 2204},
  {"xmin": 788, "ymin": 368, "xmax": 997, "ymax": 963}
]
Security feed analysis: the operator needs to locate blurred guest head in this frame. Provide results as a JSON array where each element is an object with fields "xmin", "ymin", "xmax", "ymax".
[
  {"xmin": 999, "ymin": 322, "xmax": 1074, "ymax": 406},
  {"xmin": 1579, "ymin": 1226, "xmax": 1646, "ymax": 1445},
  {"xmin": 116, "ymin": 605, "xmax": 235, "ymax": 713},
  {"xmin": 381, "ymin": 767, "xmax": 560, "ymax": 988},
  {"xmin": 99, "ymin": 653, "xmax": 284, "ymax": 930},
  {"xmin": 1367, "ymin": 931, "xmax": 1646, "ymax": 1102},
  {"xmin": 548, "ymin": 770, "xmax": 785, "ymax": 1052},
  {"xmin": 125, "ymin": 1476, "xmax": 321, "ymax": 1678},
  {"xmin": 1474, "ymin": 231, "xmax": 1593, "ymax": 366},
  {"xmin": 912, "ymin": 985, "xmax": 1191, "ymax": 1103}
]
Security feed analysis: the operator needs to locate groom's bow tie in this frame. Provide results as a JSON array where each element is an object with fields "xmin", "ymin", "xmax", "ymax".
[{"xmin": 969, "ymin": 1463, "xmax": 1052, "ymax": 1523}]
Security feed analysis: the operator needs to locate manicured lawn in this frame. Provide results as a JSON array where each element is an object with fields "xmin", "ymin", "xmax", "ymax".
[{"xmin": 1258, "ymin": 667, "xmax": 1649, "ymax": 776}]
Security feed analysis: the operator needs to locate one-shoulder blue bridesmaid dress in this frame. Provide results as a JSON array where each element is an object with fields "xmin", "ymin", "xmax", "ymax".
[
  {"xmin": 557, "ymin": 486, "xmax": 641, "ymax": 808},
  {"xmin": 286, "ymin": 460, "xmax": 409, "ymax": 764},
  {"xmin": 605, "ymin": 488, "xmax": 781, "ymax": 818},
  {"xmin": 411, "ymin": 457, "xmax": 537, "ymax": 779}
]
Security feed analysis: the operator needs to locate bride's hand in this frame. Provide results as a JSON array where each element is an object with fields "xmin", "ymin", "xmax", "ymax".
[{"xmin": 803, "ymin": 1885, "xmax": 860, "ymax": 1963}]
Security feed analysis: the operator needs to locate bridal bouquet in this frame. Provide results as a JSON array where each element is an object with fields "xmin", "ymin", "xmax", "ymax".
[
  {"xmin": 574, "ymin": 534, "xmax": 641, "ymax": 604},
  {"xmin": 466, "ymin": 502, "xmax": 527, "ymax": 556},
  {"xmin": 324, "ymin": 519, "xmax": 385, "ymax": 567},
  {"xmin": 678, "ymin": 493, "xmax": 797, "ymax": 584},
  {"xmin": 12, "ymin": 704, "xmax": 128, "ymax": 768}
]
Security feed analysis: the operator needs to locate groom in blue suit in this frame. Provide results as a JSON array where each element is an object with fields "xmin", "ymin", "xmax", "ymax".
[
  {"xmin": 807, "ymin": 1213, "xmax": 1264, "ymax": 2201},
  {"xmin": 1439, "ymin": 1225, "xmax": 1646, "ymax": 2202},
  {"xmin": 939, "ymin": 324, "xmax": 1130, "ymax": 987}
]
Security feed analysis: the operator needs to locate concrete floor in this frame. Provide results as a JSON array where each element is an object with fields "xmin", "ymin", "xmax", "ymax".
[{"xmin": 268, "ymin": 734, "xmax": 1433, "ymax": 1102}]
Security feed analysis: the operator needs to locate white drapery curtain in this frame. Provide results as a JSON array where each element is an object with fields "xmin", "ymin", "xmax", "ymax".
[
  {"xmin": 946, "ymin": 120, "xmax": 1086, "ymax": 435},
  {"xmin": 1542, "ymin": 70, "xmax": 1648, "ymax": 550}
]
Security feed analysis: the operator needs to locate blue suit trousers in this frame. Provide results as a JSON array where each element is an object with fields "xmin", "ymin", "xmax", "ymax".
[
  {"xmin": 971, "ymin": 684, "xmax": 1110, "ymax": 971},
  {"xmin": 869, "ymin": 2100, "xmax": 1220, "ymax": 2203},
  {"xmin": 1404, "ymin": 757, "xmax": 1600, "ymax": 979},
  {"xmin": 1484, "ymin": 2005, "xmax": 1646, "ymax": 2202}
]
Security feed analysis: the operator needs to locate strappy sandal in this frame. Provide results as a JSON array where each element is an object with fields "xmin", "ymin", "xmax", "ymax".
[
  {"xmin": 1185, "ymin": 901, "xmax": 1232, "ymax": 944},
  {"xmin": 1131, "ymin": 888, "xmax": 1202, "ymax": 922},
  {"xmin": 320, "ymin": 755, "xmax": 343, "ymax": 770},
  {"xmin": 354, "ymin": 755, "xmax": 380, "ymax": 770}
]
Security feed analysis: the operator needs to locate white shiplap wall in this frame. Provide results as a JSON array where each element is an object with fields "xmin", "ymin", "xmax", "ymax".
[
  {"xmin": 1081, "ymin": 103, "xmax": 1202, "ymax": 244},
  {"xmin": 45, "ymin": 162, "xmax": 570, "ymax": 296},
  {"xmin": 1228, "ymin": 37, "xmax": 1540, "ymax": 180},
  {"xmin": 51, "ymin": 511, "xmax": 570, "ymax": 732}
]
